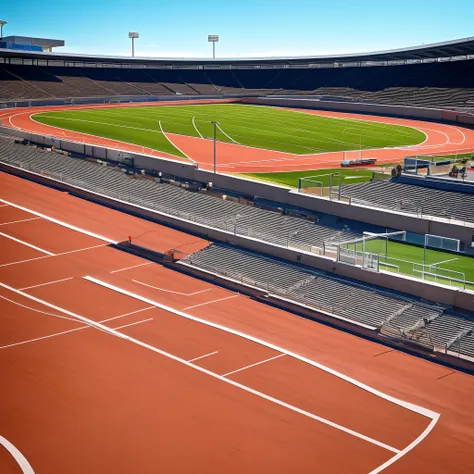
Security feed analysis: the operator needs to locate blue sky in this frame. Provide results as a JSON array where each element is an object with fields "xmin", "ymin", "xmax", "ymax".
[{"xmin": 2, "ymin": 0, "xmax": 473, "ymax": 58}]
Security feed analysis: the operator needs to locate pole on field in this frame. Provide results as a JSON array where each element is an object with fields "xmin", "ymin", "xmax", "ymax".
[
  {"xmin": 208, "ymin": 35, "xmax": 219, "ymax": 59},
  {"xmin": 211, "ymin": 121, "xmax": 219, "ymax": 173},
  {"xmin": 129, "ymin": 32, "xmax": 139, "ymax": 57}
]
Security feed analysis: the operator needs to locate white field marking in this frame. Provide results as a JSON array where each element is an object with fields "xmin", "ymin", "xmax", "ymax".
[
  {"xmin": 0, "ymin": 231, "xmax": 55, "ymax": 256},
  {"xmin": 20, "ymin": 277, "xmax": 74, "ymax": 291},
  {"xmin": 110, "ymin": 261, "xmax": 154, "ymax": 273},
  {"xmin": 132, "ymin": 278, "xmax": 212, "ymax": 296},
  {"xmin": 0, "ymin": 435, "xmax": 35, "ymax": 474},
  {"xmin": 431, "ymin": 257, "xmax": 459, "ymax": 266},
  {"xmin": 216, "ymin": 123, "xmax": 240, "ymax": 145},
  {"xmin": 187, "ymin": 350, "xmax": 219, "ymax": 363},
  {"xmin": 0, "ymin": 199, "xmax": 117, "ymax": 244},
  {"xmin": 0, "ymin": 302, "xmax": 155, "ymax": 350},
  {"xmin": 83, "ymin": 275, "xmax": 442, "ymax": 468},
  {"xmin": 222, "ymin": 353, "xmax": 286, "ymax": 377},
  {"xmin": 183, "ymin": 294, "xmax": 240, "ymax": 310},
  {"xmin": 158, "ymin": 120, "xmax": 196, "ymax": 164},
  {"xmin": 0, "ymin": 217, "xmax": 41, "ymax": 226},
  {"xmin": 369, "ymin": 415, "xmax": 440, "ymax": 474},
  {"xmin": 0, "ymin": 243, "xmax": 108, "ymax": 268},
  {"xmin": 0, "ymin": 204, "xmax": 9, "ymax": 207},
  {"xmin": 112, "ymin": 318, "xmax": 154, "ymax": 331},
  {"xmin": 192, "ymin": 116, "xmax": 204, "ymax": 138},
  {"xmin": 0, "ymin": 281, "xmax": 400, "ymax": 455}
]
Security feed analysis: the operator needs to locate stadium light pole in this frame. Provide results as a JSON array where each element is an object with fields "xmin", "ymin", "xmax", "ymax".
[
  {"xmin": 208, "ymin": 35, "xmax": 219, "ymax": 59},
  {"xmin": 0, "ymin": 20, "xmax": 7, "ymax": 39},
  {"xmin": 211, "ymin": 121, "xmax": 219, "ymax": 173},
  {"xmin": 129, "ymin": 32, "xmax": 139, "ymax": 57}
]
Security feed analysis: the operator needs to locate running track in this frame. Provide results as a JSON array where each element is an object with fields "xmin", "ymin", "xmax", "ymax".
[
  {"xmin": 1, "ymin": 100, "xmax": 474, "ymax": 173},
  {"xmin": 1, "ymin": 172, "xmax": 474, "ymax": 473}
]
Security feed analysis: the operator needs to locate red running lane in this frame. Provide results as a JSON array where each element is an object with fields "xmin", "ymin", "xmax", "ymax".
[{"xmin": 2, "ymin": 100, "xmax": 474, "ymax": 173}]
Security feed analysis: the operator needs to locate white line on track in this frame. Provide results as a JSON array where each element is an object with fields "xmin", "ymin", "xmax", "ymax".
[
  {"xmin": 112, "ymin": 318, "xmax": 154, "ymax": 331},
  {"xmin": 187, "ymin": 350, "xmax": 219, "ymax": 363},
  {"xmin": 0, "ymin": 217, "xmax": 41, "ymax": 226},
  {"xmin": 132, "ymin": 279, "xmax": 212, "ymax": 296},
  {"xmin": 0, "ymin": 231, "xmax": 55, "ymax": 256},
  {"xmin": 20, "ymin": 277, "xmax": 74, "ymax": 291},
  {"xmin": 0, "ymin": 435, "xmax": 35, "ymax": 474},
  {"xmin": 183, "ymin": 294, "xmax": 240, "ymax": 310},
  {"xmin": 222, "ymin": 354, "xmax": 285, "ymax": 377},
  {"xmin": 0, "ymin": 280, "xmax": 401, "ymax": 455},
  {"xmin": 110, "ymin": 262, "xmax": 154, "ymax": 273},
  {"xmin": 0, "ymin": 198, "xmax": 117, "ymax": 244},
  {"xmin": 158, "ymin": 120, "xmax": 196, "ymax": 163}
]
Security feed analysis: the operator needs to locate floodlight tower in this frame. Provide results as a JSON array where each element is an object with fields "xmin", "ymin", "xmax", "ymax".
[
  {"xmin": 0, "ymin": 20, "xmax": 8, "ymax": 40},
  {"xmin": 128, "ymin": 32, "xmax": 139, "ymax": 57},
  {"xmin": 208, "ymin": 35, "xmax": 219, "ymax": 59}
]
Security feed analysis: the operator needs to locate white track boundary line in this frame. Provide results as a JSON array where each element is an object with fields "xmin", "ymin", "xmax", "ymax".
[
  {"xmin": 0, "ymin": 199, "xmax": 117, "ymax": 244},
  {"xmin": 112, "ymin": 318, "xmax": 154, "ymax": 331},
  {"xmin": 0, "ymin": 231, "xmax": 55, "ymax": 256},
  {"xmin": 20, "ymin": 277, "xmax": 74, "ymax": 291},
  {"xmin": 0, "ymin": 217, "xmax": 41, "ymax": 226},
  {"xmin": 83, "ymin": 276, "xmax": 441, "ymax": 470},
  {"xmin": 132, "ymin": 278, "xmax": 212, "ymax": 296},
  {"xmin": 183, "ymin": 294, "xmax": 239, "ymax": 310},
  {"xmin": 216, "ymin": 123, "xmax": 240, "ymax": 144},
  {"xmin": 223, "ymin": 353, "xmax": 285, "ymax": 377},
  {"xmin": 158, "ymin": 120, "xmax": 196, "ymax": 164},
  {"xmin": 192, "ymin": 116, "xmax": 204, "ymax": 138},
  {"xmin": 0, "ymin": 435, "xmax": 35, "ymax": 474},
  {"xmin": 110, "ymin": 262, "xmax": 154, "ymax": 273},
  {"xmin": 0, "ymin": 280, "xmax": 399, "ymax": 455},
  {"xmin": 187, "ymin": 350, "xmax": 219, "ymax": 362}
]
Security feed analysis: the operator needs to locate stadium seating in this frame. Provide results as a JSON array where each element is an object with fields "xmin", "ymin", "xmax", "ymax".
[
  {"xmin": 0, "ymin": 136, "xmax": 359, "ymax": 251},
  {"xmin": 340, "ymin": 180, "xmax": 474, "ymax": 223},
  {"xmin": 2, "ymin": 59, "xmax": 474, "ymax": 109}
]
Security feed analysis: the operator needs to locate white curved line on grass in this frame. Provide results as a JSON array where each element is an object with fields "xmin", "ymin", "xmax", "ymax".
[
  {"xmin": 192, "ymin": 116, "xmax": 204, "ymax": 138},
  {"xmin": 0, "ymin": 435, "xmax": 35, "ymax": 474},
  {"xmin": 158, "ymin": 120, "xmax": 196, "ymax": 164}
]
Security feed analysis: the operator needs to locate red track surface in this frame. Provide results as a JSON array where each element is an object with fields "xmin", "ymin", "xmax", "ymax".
[
  {"xmin": 1, "ymin": 173, "xmax": 474, "ymax": 473},
  {"xmin": 1, "ymin": 100, "xmax": 474, "ymax": 173}
]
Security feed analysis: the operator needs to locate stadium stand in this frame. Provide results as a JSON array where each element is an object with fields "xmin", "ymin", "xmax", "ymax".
[
  {"xmin": 181, "ymin": 243, "xmax": 474, "ymax": 360},
  {"xmin": 0, "ymin": 136, "xmax": 359, "ymax": 251},
  {"xmin": 1, "ymin": 58, "xmax": 474, "ymax": 109},
  {"xmin": 341, "ymin": 180, "xmax": 474, "ymax": 224}
]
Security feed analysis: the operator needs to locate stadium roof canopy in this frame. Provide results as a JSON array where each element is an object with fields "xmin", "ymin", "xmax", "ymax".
[
  {"xmin": 1, "ymin": 36, "xmax": 64, "ymax": 52},
  {"xmin": 0, "ymin": 36, "xmax": 473, "ymax": 68}
]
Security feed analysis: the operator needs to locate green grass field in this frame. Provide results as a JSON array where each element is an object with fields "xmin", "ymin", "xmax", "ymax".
[
  {"xmin": 245, "ymin": 168, "xmax": 386, "ymax": 188},
  {"xmin": 344, "ymin": 238, "xmax": 474, "ymax": 290},
  {"xmin": 33, "ymin": 104, "xmax": 426, "ymax": 158}
]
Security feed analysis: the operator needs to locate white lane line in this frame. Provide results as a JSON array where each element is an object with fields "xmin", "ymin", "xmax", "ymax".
[
  {"xmin": 0, "ymin": 199, "xmax": 117, "ymax": 244},
  {"xmin": 0, "ymin": 243, "xmax": 108, "ymax": 268},
  {"xmin": 0, "ymin": 303, "xmax": 155, "ymax": 350},
  {"xmin": 432, "ymin": 257, "xmax": 459, "ymax": 266},
  {"xmin": 0, "ymin": 281, "xmax": 400, "ymax": 455},
  {"xmin": 192, "ymin": 116, "xmax": 204, "ymax": 138},
  {"xmin": 183, "ymin": 294, "xmax": 240, "ymax": 310},
  {"xmin": 84, "ymin": 275, "xmax": 441, "ymax": 468},
  {"xmin": 110, "ymin": 262, "xmax": 154, "ymax": 273},
  {"xmin": 0, "ymin": 231, "xmax": 55, "ymax": 256},
  {"xmin": 112, "ymin": 318, "xmax": 154, "ymax": 331},
  {"xmin": 0, "ymin": 217, "xmax": 41, "ymax": 226},
  {"xmin": 188, "ymin": 350, "xmax": 219, "ymax": 363},
  {"xmin": 20, "ymin": 277, "xmax": 74, "ymax": 291},
  {"xmin": 223, "ymin": 354, "xmax": 286, "ymax": 377},
  {"xmin": 0, "ymin": 435, "xmax": 35, "ymax": 474},
  {"xmin": 133, "ymin": 279, "xmax": 212, "ymax": 296}
]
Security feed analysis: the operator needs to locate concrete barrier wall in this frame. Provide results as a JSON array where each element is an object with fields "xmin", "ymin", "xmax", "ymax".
[
  {"xmin": 2, "ymin": 123, "xmax": 472, "ymax": 244},
  {"xmin": 2, "ymin": 160, "xmax": 473, "ymax": 312},
  {"xmin": 242, "ymin": 97, "xmax": 474, "ymax": 126}
]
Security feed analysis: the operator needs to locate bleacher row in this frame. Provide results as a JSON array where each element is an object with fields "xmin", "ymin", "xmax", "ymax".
[
  {"xmin": 0, "ymin": 137, "xmax": 359, "ymax": 251},
  {"xmin": 341, "ymin": 180, "xmax": 474, "ymax": 224},
  {"xmin": 181, "ymin": 243, "xmax": 474, "ymax": 360},
  {"xmin": 1, "ymin": 60, "xmax": 474, "ymax": 110}
]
